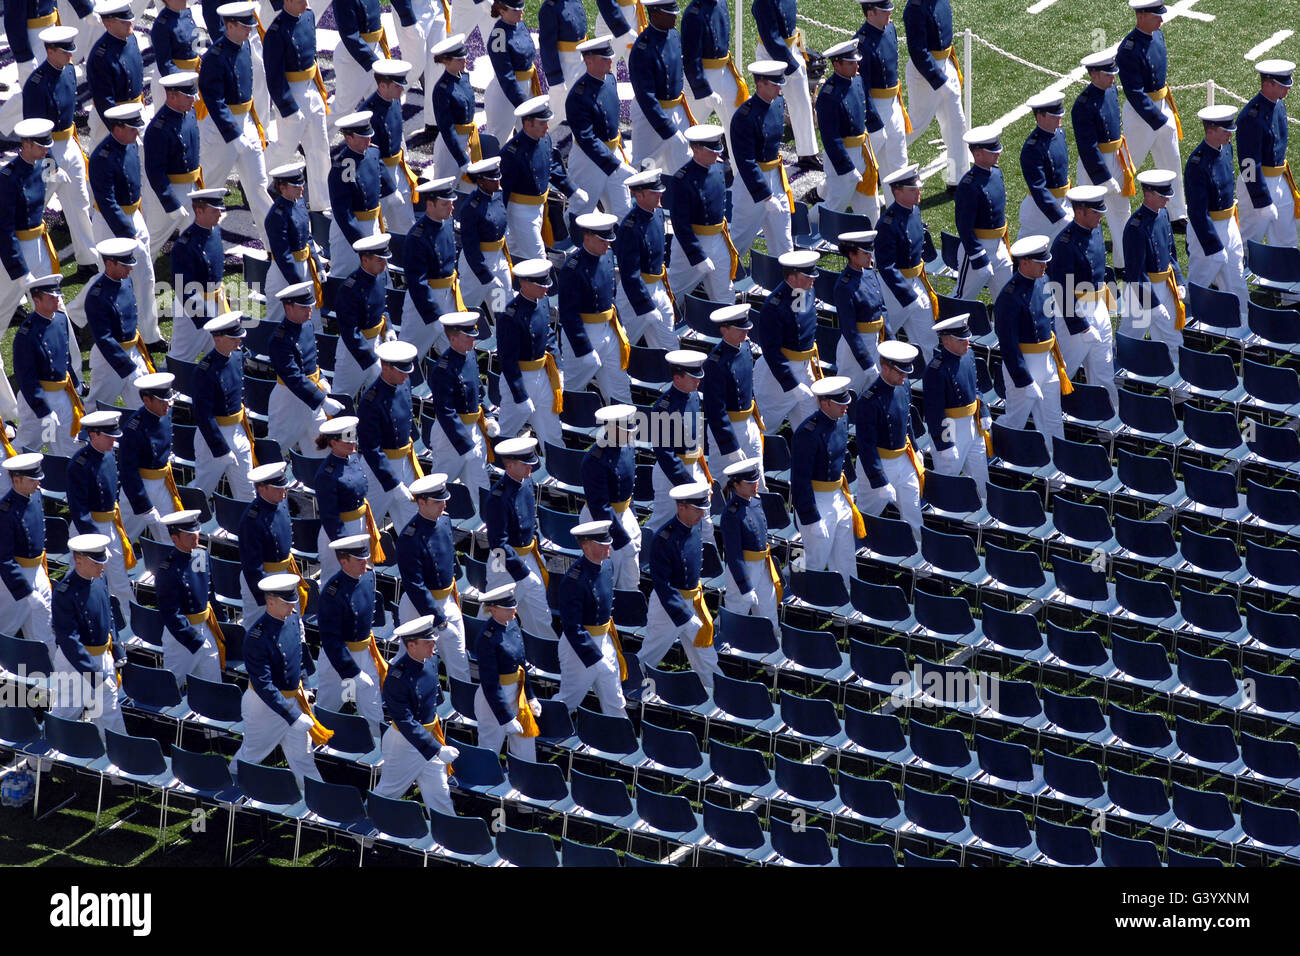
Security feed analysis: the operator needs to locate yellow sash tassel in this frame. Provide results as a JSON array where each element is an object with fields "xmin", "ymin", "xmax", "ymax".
[
  {"xmin": 682, "ymin": 586, "xmax": 714, "ymax": 647},
  {"xmin": 312, "ymin": 65, "xmax": 331, "ymax": 115},
  {"xmin": 292, "ymin": 683, "xmax": 335, "ymax": 745},
  {"xmin": 610, "ymin": 621, "xmax": 628, "ymax": 681},
  {"xmin": 203, "ymin": 604, "xmax": 226, "ymax": 670},
  {"xmin": 776, "ymin": 161, "xmax": 797, "ymax": 216},
  {"xmin": 238, "ymin": 408, "xmax": 260, "ymax": 468},
  {"xmin": 304, "ymin": 254, "xmax": 324, "ymax": 307},
  {"xmin": 1049, "ymin": 336, "xmax": 1075, "ymax": 395},
  {"xmin": 720, "ymin": 221, "xmax": 739, "ymax": 279},
  {"xmin": 363, "ymin": 500, "xmax": 387, "ymax": 563},
  {"xmin": 142, "ymin": 461, "xmax": 185, "ymax": 511},
  {"xmin": 920, "ymin": 271, "xmax": 940, "ymax": 322},
  {"xmin": 766, "ymin": 553, "xmax": 784, "ymax": 603},
  {"xmin": 1279, "ymin": 162, "xmax": 1300, "ymax": 219},
  {"xmin": 126, "ymin": 332, "xmax": 158, "ymax": 373},
  {"xmin": 111, "ymin": 505, "xmax": 137, "ymax": 570},
  {"xmin": 977, "ymin": 399, "xmax": 993, "ymax": 458},
  {"xmin": 898, "ymin": 87, "xmax": 913, "ymax": 134},
  {"xmin": 902, "ymin": 438, "xmax": 926, "ymax": 497},
  {"xmin": 440, "ymin": 0, "xmax": 452, "ymax": 29},
  {"xmin": 424, "ymin": 715, "xmax": 452, "ymax": 774},
  {"xmin": 56, "ymin": 376, "xmax": 84, "ymax": 437},
  {"xmin": 1163, "ymin": 86, "xmax": 1182, "ymax": 141},
  {"xmin": 1147, "ymin": 268, "xmax": 1186, "ymax": 333},
  {"xmin": 840, "ymin": 473, "xmax": 867, "ymax": 538},
  {"xmin": 378, "ymin": 30, "xmax": 392, "ymax": 58},
  {"xmin": 518, "ymin": 538, "xmax": 549, "ymax": 589},
  {"xmin": 514, "ymin": 667, "xmax": 540, "ymax": 737},
  {"xmin": 287, "ymin": 555, "xmax": 311, "ymax": 608},
  {"xmin": 248, "ymin": 100, "xmax": 268, "ymax": 150},
  {"xmin": 366, "ymin": 634, "xmax": 388, "ymax": 685},
  {"xmin": 1, "ymin": 430, "xmax": 14, "ymax": 458},
  {"xmin": 543, "ymin": 352, "xmax": 564, "ymax": 413},
  {"xmin": 635, "ymin": 0, "xmax": 647, "ymax": 31},
  {"xmin": 39, "ymin": 226, "xmax": 60, "ymax": 275},
  {"xmin": 612, "ymin": 310, "xmax": 631, "ymax": 369}
]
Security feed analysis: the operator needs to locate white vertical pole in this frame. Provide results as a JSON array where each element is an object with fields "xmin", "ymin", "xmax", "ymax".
[
  {"xmin": 963, "ymin": 27, "xmax": 973, "ymax": 125},
  {"xmin": 1207, "ymin": 78, "xmax": 1215, "ymax": 107},
  {"xmin": 735, "ymin": 0, "xmax": 744, "ymax": 71}
]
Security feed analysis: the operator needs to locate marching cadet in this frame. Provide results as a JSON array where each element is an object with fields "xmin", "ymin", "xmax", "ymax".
[
  {"xmin": 0, "ymin": 454, "xmax": 53, "ymax": 648},
  {"xmin": 666, "ymin": 124, "xmax": 736, "ymax": 301},
  {"xmin": 923, "ymin": 315, "xmax": 990, "ymax": 497},
  {"xmin": 333, "ymin": 233, "xmax": 393, "ymax": 399},
  {"xmin": 0, "ymin": 119, "xmax": 58, "ymax": 355},
  {"xmin": 594, "ymin": 0, "xmax": 638, "ymax": 65},
  {"xmin": 580, "ymin": 404, "xmax": 640, "ymax": 589},
  {"xmin": 263, "ymin": 0, "xmax": 331, "ymax": 214},
  {"xmin": 875, "ymin": 165, "xmax": 939, "ymax": 363},
  {"xmin": 397, "ymin": 473, "xmax": 469, "ymax": 682},
  {"xmin": 497, "ymin": 258, "xmax": 564, "ymax": 449},
  {"xmin": 141, "ymin": 73, "xmax": 203, "ymax": 260},
  {"xmin": 427, "ymin": 314, "xmax": 496, "ymax": 510},
  {"xmin": 559, "ymin": 212, "xmax": 633, "ymax": 404},
  {"xmin": 854, "ymin": 340, "xmax": 922, "ymax": 533},
  {"xmin": 1049, "ymin": 185, "xmax": 1117, "ymax": 405},
  {"xmin": 996, "ymin": 235, "xmax": 1067, "ymax": 442},
  {"xmin": 449, "ymin": 0, "xmax": 492, "ymax": 52},
  {"xmin": 168, "ymin": 188, "xmax": 229, "ymax": 363},
  {"xmin": 1186, "ymin": 105, "xmax": 1248, "ymax": 318},
  {"xmin": 485, "ymin": 0, "xmax": 538, "ymax": 145},
  {"xmin": 856, "ymin": 0, "xmax": 909, "ymax": 181},
  {"xmin": 314, "ymin": 416, "xmax": 380, "ymax": 581},
  {"xmin": 457, "ymin": 158, "xmax": 512, "ymax": 313},
  {"xmin": 268, "ymin": 282, "xmax": 344, "ymax": 457},
  {"xmin": 566, "ymin": 36, "xmax": 637, "ymax": 220},
  {"xmin": 315, "ymin": 534, "xmax": 384, "ymax": 735},
  {"xmin": 0, "ymin": 0, "xmax": 59, "ymax": 120},
  {"xmin": 264, "ymin": 164, "xmax": 323, "ymax": 326},
  {"xmin": 556, "ymin": 519, "xmax": 628, "ymax": 715},
  {"xmin": 430, "ymin": 36, "xmax": 480, "ymax": 190},
  {"xmin": 833, "ymin": 231, "xmax": 887, "ymax": 394},
  {"xmin": 1120, "ymin": 170, "xmax": 1185, "ymax": 368},
  {"xmin": 629, "ymin": 0, "xmax": 694, "ymax": 172},
  {"xmin": 399, "ymin": 0, "xmax": 450, "ymax": 129},
  {"xmin": 230, "ymin": 572, "xmax": 328, "ymax": 788},
  {"xmin": 1236, "ymin": 59, "xmax": 1296, "ymax": 248},
  {"xmin": 21, "ymin": 27, "xmax": 97, "ymax": 274},
  {"xmin": 720, "ymin": 457, "xmax": 780, "ymax": 631},
  {"xmin": 648, "ymin": 349, "xmax": 715, "ymax": 544},
  {"xmin": 642, "ymin": 481, "xmax": 720, "ymax": 691},
  {"xmin": 538, "ymin": 0, "xmax": 589, "ymax": 134},
  {"xmin": 682, "ymin": 0, "xmax": 747, "ymax": 134},
  {"xmin": 156, "ymin": 510, "xmax": 223, "ymax": 684},
  {"xmin": 474, "ymin": 582, "xmax": 543, "ymax": 759},
  {"xmin": 149, "ymin": 0, "xmax": 200, "ymax": 110},
  {"xmin": 616, "ymin": 168, "xmax": 677, "ymax": 350},
  {"xmin": 56, "ymin": 0, "xmax": 95, "ymax": 66},
  {"xmin": 752, "ymin": 0, "xmax": 817, "ymax": 170},
  {"xmin": 237, "ymin": 462, "xmax": 298, "ymax": 622},
  {"xmin": 66, "ymin": 412, "xmax": 135, "ymax": 615},
  {"xmin": 89, "ymin": 104, "xmax": 159, "ymax": 344},
  {"xmin": 199, "ymin": 2, "xmax": 273, "ymax": 244},
  {"xmin": 399, "ymin": 176, "xmax": 461, "ymax": 362},
  {"xmin": 14, "ymin": 274, "xmax": 82, "ymax": 458},
  {"xmin": 730, "ymin": 60, "xmax": 794, "ymax": 259},
  {"xmin": 192, "ymin": 314, "xmax": 256, "ymax": 501},
  {"xmin": 359, "ymin": 340, "xmax": 425, "ymax": 534},
  {"xmin": 954, "ymin": 126, "xmax": 1013, "ymax": 300},
  {"xmin": 374, "ymin": 615, "xmax": 458, "ymax": 815},
  {"xmin": 117, "ymin": 372, "xmax": 182, "ymax": 543},
  {"xmin": 1018, "ymin": 92, "xmax": 1072, "ymax": 243},
  {"xmin": 1118, "ymin": 0, "xmax": 1186, "ymax": 222},
  {"xmin": 792, "ymin": 376, "xmax": 862, "ymax": 586},
  {"xmin": 50, "ymin": 534, "xmax": 127, "ymax": 736},
  {"xmin": 1073, "ymin": 49, "xmax": 1134, "ymax": 271},
  {"xmin": 702, "ymin": 304, "xmax": 764, "ymax": 484},
  {"xmin": 484, "ymin": 437, "xmax": 557, "ymax": 641},
  {"xmin": 753, "ymin": 250, "xmax": 822, "ymax": 435},
  {"xmin": 817, "ymin": 39, "xmax": 881, "ymax": 220},
  {"xmin": 77, "ymin": 238, "xmax": 153, "ymax": 410},
  {"xmin": 501, "ymin": 96, "xmax": 583, "ymax": 261},
  {"xmin": 332, "ymin": 0, "xmax": 388, "ymax": 115},
  {"xmin": 902, "ymin": 0, "xmax": 967, "ymax": 187},
  {"xmin": 86, "ymin": 0, "xmax": 144, "ymax": 148}
]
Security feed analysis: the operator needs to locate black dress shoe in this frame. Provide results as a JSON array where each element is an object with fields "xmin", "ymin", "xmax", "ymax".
[
  {"xmin": 70, "ymin": 263, "xmax": 97, "ymax": 283},
  {"xmin": 796, "ymin": 154, "xmax": 823, "ymax": 172},
  {"xmin": 1170, "ymin": 217, "xmax": 1188, "ymax": 233}
]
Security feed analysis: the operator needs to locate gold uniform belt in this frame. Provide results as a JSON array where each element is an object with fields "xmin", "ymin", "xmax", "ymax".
[
  {"xmin": 1049, "ymin": 183, "xmax": 1071, "ymax": 200},
  {"xmin": 52, "ymin": 125, "xmax": 77, "ymax": 141},
  {"xmin": 1097, "ymin": 136, "xmax": 1137, "ymax": 196},
  {"xmin": 1147, "ymin": 85, "xmax": 1183, "ymax": 140},
  {"xmin": 355, "ymin": 206, "xmax": 381, "ymax": 221},
  {"xmin": 1209, "ymin": 204, "xmax": 1237, "ymax": 222},
  {"xmin": 509, "ymin": 191, "xmax": 548, "ymax": 206},
  {"xmin": 361, "ymin": 28, "xmax": 384, "ymax": 42},
  {"xmin": 480, "ymin": 239, "xmax": 506, "ymax": 252},
  {"xmin": 168, "ymin": 169, "xmax": 202, "ymax": 185},
  {"xmin": 612, "ymin": 498, "xmax": 632, "ymax": 514},
  {"xmin": 285, "ymin": 65, "xmax": 320, "ymax": 82},
  {"xmin": 28, "ymin": 12, "xmax": 57, "ymax": 28},
  {"xmin": 15, "ymin": 552, "xmax": 46, "ymax": 569}
]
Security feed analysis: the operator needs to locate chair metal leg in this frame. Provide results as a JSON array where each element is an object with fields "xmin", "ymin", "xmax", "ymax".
[
  {"xmin": 225, "ymin": 805, "xmax": 236, "ymax": 866},
  {"xmin": 292, "ymin": 819, "xmax": 302, "ymax": 864},
  {"xmin": 95, "ymin": 776, "xmax": 105, "ymax": 828}
]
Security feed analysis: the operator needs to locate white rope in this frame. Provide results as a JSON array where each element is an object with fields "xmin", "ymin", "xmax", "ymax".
[
  {"xmin": 966, "ymin": 32, "xmax": 1070, "ymax": 79},
  {"xmin": 795, "ymin": 14, "xmax": 856, "ymax": 38}
]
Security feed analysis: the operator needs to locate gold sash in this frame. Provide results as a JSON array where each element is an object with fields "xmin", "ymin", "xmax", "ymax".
[
  {"xmin": 138, "ymin": 462, "xmax": 184, "ymax": 511},
  {"xmin": 701, "ymin": 53, "xmax": 750, "ymax": 107},
  {"xmin": 92, "ymin": 505, "xmax": 137, "ymax": 570},
  {"xmin": 579, "ymin": 307, "xmax": 631, "ymax": 369},
  {"xmin": 930, "ymin": 45, "xmax": 963, "ymax": 88},
  {"xmin": 869, "ymin": 83, "xmax": 913, "ymax": 134},
  {"xmin": 1148, "ymin": 85, "xmax": 1182, "ymax": 140},
  {"xmin": 342, "ymin": 500, "xmax": 387, "ymax": 563},
  {"xmin": 216, "ymin": 407, "xmax": 260, "ymax": 468},
  {"xmin": 519, "ymin": 353, "xmax": 565, "ymax": 413},
  {"xmin": 1098, "ymin": 136, "xmax": 1137, "ymax": 197},
  {"xmin": 657, "ymin": 93, "xmax": 698, "ymax": 127},
  {"xmin": 510, "ymin": 667, "xmax": 541, "ymax": 737},
  {"xmin": 758, "ymin": 156, "xmax": 797, "ymax": 215},
  {"xmin": 1021, "ymin": 334, "xmax": 1075, "ymax": 395},
  {"xmin": 514, "ymin": 67, "xmax": 544, "ymax": 98},
  {"xmin": 16, "ymin": 221, "xmax": 61, "ymax": 274},
  {"xmin": 514, "ymin": 539, "xmax": 549, "ymax": 588},
  {"xmin": 585, "ymin": 620, "xmax": 629, "ymax": 681},
  {"xmin": 1146, "ymin": 268, "xmax": 1187, "ymax": 332},
  {"xmin": 186, "ymin": 605, "xmax": 227, "ymax": 670},
  {"xmin": 453, "ymin": 122, "xmax": 484, "ymax": 180},
  {"xmin": 841, "ymin": 132, "xmax": 880, "ymax": 196},
  {"xmin": 40, "ymin": 374, "xmax": 84, "ymax": 437},
  {"xmin": 678, "ymin": 585, "xmax": 714, "ymax": 647},
  {"xmin": 119, "ymin": 331, "xmax": 157, "ymax": 373},
  {"xmin": 691, "ymin": 221, "xmax": 740, "ymax": 278},
  {"xmin": 741, "ymin": 548, "xmax": 785, "ymax": 603},
  {"xmin": 899, "ymin": 262, "xmax": 940, "ymax": 322},
  {"xmin": 286, "ymin": 683, "xmax": 334, "ymax": 744},
  {"xmin": 383, "ymin": 439, "xmax": 427, "ymax": 479},
  {"xmin": 1263, "ymin": 162, "xmax": 1300, "ymax": 219},
  {"xmin": 974, "ymin": 223, "xmax": 1012, "ymax": 257}
]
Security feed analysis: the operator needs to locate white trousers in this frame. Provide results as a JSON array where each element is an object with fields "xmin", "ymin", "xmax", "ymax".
[
  {"xmin": 90, "ymin": 517, "xmax": 135, "ymax": 614},
  {"xmin": 730, "ymin": 167, "xmax": 793, "ymax": 259},
  {"xmin": 316, "ymin": 517, "xmax": 364, "ymax": 583},
  {"xmin": 505, "ymin": 199, "xmax": 546, "ymax": 262},
  {"xmin": 1075, "ymin": 157, "xmax": 1130, "ymax": 269},
  {"xmin": 161, "ymin": 627, "xmax": 222, "ymax": 687},
  {"xmin": 87, "ymin": 341, "xmax": 150, "ymax": 410},
  {"xmin": 856, "ymin": 453, "xmax": 922, "ymax": 534},
  {"xmin": 1000, "ymin": 349, "xmax": 1064, "ymax": 441},
  {"xmin": 630, "ymin": 99, "xmax": 690, "ymax": 171},
  {"xmin": 640, "ymin": 590, "xmax": 720, "ymax": 692},
  {"xmin": 904, "ymin": 58, "xmax": 968, "ymax": 186},
  {"xmin": 1056, "ymin": 298, "xmax": 1117, "ymax": 405},
  {"xmin": 1119, "ymin": 279, "xmax": 1182, "ymax": 369},
  {"xmin": 1122, "ymin": 99, "xmax": 1185, "ymax": 219},
  {"xmin": 649, "ymin": 460, "xmax": 715, "ymax": 546},
  {"xmin": 485, "ymin": 77, "xmax": 523, "ymax": 148},
  {"xmin": 723, "ymin": 560, "xmax": 780, "ymax": 634},
  {"xmin": 16, "ymin": 389, "xmax": 80, "ymax": 458},
  {"xmin": 0, "ymin": 234, "xmax": 56, "ymax": 343},
  {"xmin": 616, "ymin": 281, "xmax": 677, "ymax": 350},
  {"xmin": 822, "ymin": 147, "xmax": 882, "ymax": 220},
  {"xmin": 486, "ymin": 561, "xmax": 555, "ymax": 640},
  {"xmin": 1237, "ymin": 172, "xmax": 1299, "ymax": 247},
  {"xmin": 316, "ymin": 645, "xmax": 384, "ymax": 736},
  {"xmin": 0, "ymin": 566, "xmax": 52, "ymax": 646},
  {"xmin": 374, "ymin": 719, "xmax": 454, "ymax": 815},
  {"xmin": 685, "ymin": 65, "xmax": 743, "ymax": 145},
  {"xmin": 561, "ymin": 324, "xmax": 632, "ymax": 404},
  {"xmin": 457, "ymin": 249, "xmax": 512, "ymax": 313},
  {"xmin": 870, "ymin": 94, "xmax": 911, "ymax": 182},
  {"xmin": 706, "ymin": 415, "xmax": 765, "ymax": 494},
  {"xmin": 497, "ymin": 366, "xmax": 564, "ymax": 448},
  {"xmin": 567, "ymin": 146, "xmax": 634, "ymax": 220},
  {"xmin": 361, "ymin": 453, "xmax": 419, "ymax": 536},
  {"xmin": 1017, "ymin": 196, "xmax": 1072, "ymax": 245},
  {"xmin": 49, "ymin": 137, "xmax": 97, "ymax": 266},
  {"xmin": 199, "ymin": 115, "xmax": 272, "ymax": 244},
  {"xmin": 266, "ymin": 82, "xmax": 332, "ymax": 212},
  {"xmin": 0, "ymin": 51, "xmax": 41, "ymax": 137},
  {"xmin": 91, "ymin": 210, "xmax": 158, "ymax": 344},
  {"xmin": 450, "ymin": 0, "xmax": 493, "ymax": 45},
  {"xmin": 424, "ymin": 420, "xmax": 489, "ymax": 511},
  {"xmin": 268, "ymin": 382, "xmax": 330, "ymax": 457},
  {"xmin": 395, "ymin": 0, "xmax": 448, "ymax": 126},
  {"xmin": 168, "ymin": 295, "xmax": 219, "ymax": 365},
  {"xmin": 50, "ymin": 648, "xmax": 126, "ymax": 737},
  {"xmin": 399, "ymin": 284, "xmax": 455, "ymax": 361},
  {"xmin": 667, "ymin": 232, "xmax": 734, "ymax": 302},
  {"xmin": 473, "ymin": 681, "xmax": 536, "ymax": 760},
  {"xmin": 556, "ymin": 628, "xmax": 626, "ymax": 715},
  {"xmin": 797, "ymin": 486, "xmax": 856, "ymax": 587},
  {"xmin": 954, "ymin": 236, "xmax": 1013, "ymax": 301},
  {"xmin": 758, "ymin": 41, "xmax": 815, "ymax": 157},
  {"xmin": 432, "ymin": 125, "xmax": 475, "ymax": 194},
  {"xmin": 56, "ymin": 0, "xmax": 95, "ymax": 64},
  {"xmin": 230, "ymin": 684, "xmax": 322, "ymax": 789},
  {"xmin": 594, "ymin": 11, "xmax": 635, "ymax": 66},
  {"xmin": 579, "ymin": 502, "xmax": 642, "ymax": 590},
  {"xmin": 332, "ymin": 336, "xmax": 381, "ymax": 401},
  {"xmin": 332, "ymin": 38, "xmax": 382, "ymax": 114},
  {"xmin": 547, "ymin": 50, "xmax": 585, "ymax": 129},
  {"xmin": 753, "ymin": 355, "xmax": 818, "ymax": 435},
  {"xmin": 882, "ymin": 276, "xmax": 937, "ymax": 365},
  {"xmin": 329, "ymin": 215, "xmax": 381, "ymax": 278},
  {"xmin": 398, "ymin": 591, "xmax": 470, "ymax": 682},
  {"xmin": 835, "ymin": 334, "xmax": 880, "ymax": 396},
  {"xmin": 195, "ymin": 420, "xmax": 256, "ymax": 500},
  {"xmin": 930, "ymin": 414, "xmax": 989, "ymax": 498},
  {"xmin": 119, "ymin": 477, "xmax": 177, "ymax": 544},
  {"xmin": 1187, "ymin": 215, "xmax": 1248, "ymax": 320},
  {"xmin": 143, "ymin": 193, "xmax": 191, "ymax": 261}
]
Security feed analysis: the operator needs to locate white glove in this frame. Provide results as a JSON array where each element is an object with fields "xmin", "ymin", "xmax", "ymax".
[
  {"xmin": 38, "ymin": 413, "xmax": 57, "ymax": 438},
  {"xmin": 1026, "ymin": 380, "xmax": 1045, "ymax": 401},
  {"xmin": 916, "ymin": 292, "xmax": 931, "ymax": 311},
  {"xmin": 518, "ymin": 396, "xmax": 536, "ymax": 418},
  {"xmin": 484, "ymin": 417, "xmax": 501, "ymax": 438},
  {"xmin": 503, "ymin": 718, "xmax": 524, "ymax": 736},
  {"xmin": 437, "ymin": 745, "xmax": 459, "ymax": 764},
  {"xmin": 322, "ymin": 397, "xmax": 345, "ymax": 416},
  {"xmin": 170, "ymin": 205, "xmax": 193, "ymax": 226},
  {"xmin": 934, "ymin": 445, "xmax": 961, "ymax": 469},
  {"xmin": 673, "ymin": 129, "xmax": 690, "ymax": 153},
  {"xmin": 722, "ymin": 448, "xmax": 748, "ymax": 466},
  {"xmin": 383, "ymin": 330, "xmax": 397, "ymax": 343},
  {"xmin": 1176, "ymin": 285, "xmax": 1187, "ymax": 300},
  {"xmin": 138, "ymin": 505, "xmax": 162, "ymax": 524},
  {"xmin": 794, "ymin": 382, "xmax": 816, "ymax": 404},
  {"xmin": 765, "ymin": 193, "xmax": 786, "ymax": 215},
  {"xmin": 570, "ymin": 187, "xmax": 590, "ymax": 209},
  {"xmin": 679, "ymin": 614, "xmax": 703, "ymax": 640},
  {"xmin": 1103, "ymin": 177, "xmax": 1122, "ymax": 198},
  {"xmin": 293, "ymin": 713, "xmax": 315, "ymax": 732},
  {"xmin": 396, "ymin": 483, "xmax": 416, "ymax": 503},
  {"xmin": 740, "ymin": 590, "xmax": 761, "ymax": 615},
  {"xmin": 1082, "ymin": 324, "xmax": 1102, "ymax": 345},
  {"xmin": 980, "ymin": 416, "xmax": 993, "ymax": 433},
  {"xmin": 528, "ymin": 698, "xmax": 542, "ymax": 717},
  {"xmin": 696, "ymin": 257, "xmax": 716, "ymax": 275}
]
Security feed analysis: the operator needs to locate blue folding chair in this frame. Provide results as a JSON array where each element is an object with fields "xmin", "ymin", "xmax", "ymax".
[{"xmin": 1033, "ymin": 818, "xmax": 1100, "ymax": 866}]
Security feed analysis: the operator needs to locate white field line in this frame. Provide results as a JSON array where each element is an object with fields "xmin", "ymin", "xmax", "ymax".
[{"xmin": 1244, "ymin": 30, "xmax": 1293, "ymax": 60}]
